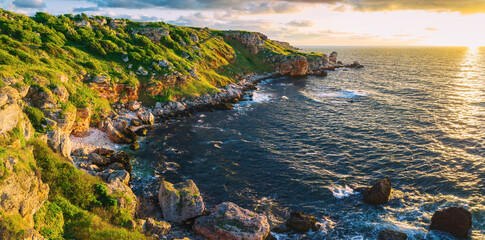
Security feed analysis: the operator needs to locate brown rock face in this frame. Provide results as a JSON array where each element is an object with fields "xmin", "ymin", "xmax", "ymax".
[
  {"xmin": 0, "ymin": 86, "xmax": 23, "ymax": 135},
  {"xmin": 363, "ymin": 178, "xmax": 392, "ymax": 205},
  {"xmin": 268, "ymin": 55, "xmax": 309, "ymax": 76},
  {"xmin": 194, "ymin": 202, "xmax": 270, "ymax": 240},
  {"xmin": 158, "ymin": 180, "xmax": 205, "ymax": 223},
  {"xmin": 223, "ymin": 32, "xmax": 267, "ymax": 54},
  {"xmin": 429, "ymin": 207, "xmax": 472, "ymax": 238},
  {"xmin": 71, "ymin": 107, "xmax": 92, "ymax": 137},
  {"xmin": 89, "ymin": 81, "xmax": 138, "ymax": 103}
]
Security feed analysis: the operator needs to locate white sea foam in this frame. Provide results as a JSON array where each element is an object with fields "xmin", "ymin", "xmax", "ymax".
[
  {"xmin": 315, "ymin": 90, "xmax": 368, "ymax": 99},
  {"xmin": 252, "ymin": 91, "xmax": 273, "ymax": 102},
  {"xmin": 329, "ymin": 185, "xmax": 357, "ymax": 199}
]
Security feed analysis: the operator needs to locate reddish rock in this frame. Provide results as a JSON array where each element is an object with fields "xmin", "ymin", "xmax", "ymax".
[
  {"xmin": 430, "ymin": 207, "xmax": 472, "ymax": 238},
  {"xmin": 363, "ymin": 178, "xmax": 392, "ymax": 205},
  {"xmin": 71, "ymin": 107, "xmax": 92, "ymax": 137}
]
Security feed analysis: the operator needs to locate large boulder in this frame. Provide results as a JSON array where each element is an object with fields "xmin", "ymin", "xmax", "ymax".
[
  {"xmin": 106, "ymin": 179, "xmax": 138, "ymax": 216},
  {"xmin": 52, "ymin": 85, "xmax": 69, "ymax": 102},
  {"xmin": 363, "ymin": 178, "xmax": 392, "ymax": 205},
  {"xmin": 378, "ymin": 230, "xmax": 407, "ymax": 240},
  {"xmin": 0, "ymin": 86, "xmax": 23, "ymax": 135},
  {"xmin": 194, "ymin": 202, "xmax": 271, "ymax": 240},
  {"xmin": 286, "ymin": 211, "xmax": 318, "ymax": 233},
  {"xmin": 429, "ymin": 207, "xmax": 472, "ymax": 238},
  {"xmin": 136, "ymin": 110, "xmax": 154, "ymax": 125},
  {"xmin": 158, "ymin": 180, "xmax": 204, "ymax": 223},
  {"xmin": 46, "ymin": 129, "xmax": 72, "ymax": 160},
  {"xmin": 143, "ymin": 217, "xmax": 171, "ymax": 236}
]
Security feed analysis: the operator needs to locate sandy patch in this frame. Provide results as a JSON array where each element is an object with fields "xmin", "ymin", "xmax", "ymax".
[{"xmin": 70, "ymin": 128, "xmax": 121, "ymax": 152}]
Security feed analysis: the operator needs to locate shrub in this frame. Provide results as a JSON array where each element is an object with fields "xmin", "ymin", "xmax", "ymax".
[
  {"xmin": 34, "ymin": 201, "xmax": 64, "ymax": 240},
  {"xmin": 24, "ymin": 106, "xmax": 46, "ymax": 132},
  {"xmin": 0, "ymin": 49, "xmax": 18, "ymax": 65}
]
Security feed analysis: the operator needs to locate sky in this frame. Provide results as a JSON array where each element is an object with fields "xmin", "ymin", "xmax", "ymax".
[{"xmin": 2, "ymin": 0, "xmax": 485, "ymax": 47}]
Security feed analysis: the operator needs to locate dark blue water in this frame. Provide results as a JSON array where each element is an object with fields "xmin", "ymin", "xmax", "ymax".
[{"xmin": 132, "ymin": 47, "xmax": 485, "ymax": 239}]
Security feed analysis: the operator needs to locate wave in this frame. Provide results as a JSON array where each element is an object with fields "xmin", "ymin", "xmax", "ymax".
[
  {"xmin": 314, "ymin": 90, "xmax": 368, "ymax": 99},
  {"xmin": 328, "ymin": 185, "xmax": 358, "ymax": 199}
]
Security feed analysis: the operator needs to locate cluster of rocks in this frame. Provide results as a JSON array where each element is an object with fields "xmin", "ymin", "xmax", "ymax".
[{"xmin": 358, "ymin": 178, "xmax": 473, "ymax": 240}]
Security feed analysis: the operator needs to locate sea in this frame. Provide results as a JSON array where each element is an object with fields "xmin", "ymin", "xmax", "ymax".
[{"xmin": 130, "ymin": 47, "xmax": 485, "ymax": 239}]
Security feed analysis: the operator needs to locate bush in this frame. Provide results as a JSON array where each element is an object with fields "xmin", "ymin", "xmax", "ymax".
[
  {"xmin": 34, "ymin": 201, "xmax": 64, "ymax": 240},
  {"xmin": 0, "ymin": 49, "xmax": 18, "ymax": 65},
  {"xmin": 24, "ymin": 106, "xmax": 46, "ymax": 132}
]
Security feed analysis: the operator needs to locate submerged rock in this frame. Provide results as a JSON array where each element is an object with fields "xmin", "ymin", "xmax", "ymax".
[
  {"xmin": 158, "ymin": 180, "xmax": 205, "ymax": 223},
  {"xmin": 286, "ymin": 211, "xmax": 318, "ymax": 233},
  {"xmin": 363, "ymin": 178, "xmax": 392, "ymax": 205},
  {"xmin": 378, "ymin": 230, "xmax": 407, "ymax": 240},
  {"xmin": 194, "ymin": 202, "xmax": 271, "ymax": 240},
  {"xmin": 429, "ymin": 207, "xmax": 472, "ymax": 238}
]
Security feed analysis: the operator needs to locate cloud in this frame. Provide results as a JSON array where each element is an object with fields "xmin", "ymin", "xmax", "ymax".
[
  {"xmin": 12, "ymin": 0, "xmax": 45, "ymax": 8},
  {"xmin": 286, "ymin": 20, "xmax": 314, "ymax": 27},
  {"xmin": 425, "ymin": 27, "xmax": 438, "ymax": 31}
]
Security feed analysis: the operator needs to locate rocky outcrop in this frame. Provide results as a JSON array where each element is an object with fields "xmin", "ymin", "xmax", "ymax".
[
  {"xmin": 267, "ymin": 55, "xmax": 309, "ymax": 76},
  {"xmin": 329, "ymin": 51, "xmax": 338, "ymax": 64},
  {"xmin": 132, "ymin": 27, "xmax": 170, "ymax": 43},
  {"xmin": 143, "ymin": 218, "xmax": 171, "ymax": 237},
  {"xmin": 194, "ymin": 202, "xmax": 271, "ymax": 240},
  {"xmin": 46, "ymin": 129, "xmax": 72, "ymax": 160},
  {"xmin": 224, "ymin": 32, "xmax": 267, "ymax": 54},
  {"xmin": 89, "ymin": 79, "xmax": 139, "ymax": 103},
  {"xmin": 71, "ymin": 107, "xmax": 91, "ymax": 137},
  {"xmin": 99, "ymin": 118, "xmax": 137, "ymax": 144},
  {"xmin": 106, "ymin": 178, "xmax": 138, "ymax": 216},
  {"xmin": 0, "ymin": 86, "xmax": 23, "ymax": 135},
  {"xmin": 429, "ymin": 207, "xmax": 472, "ymax": 238},
  {"xmin": 158, "ymin": 180, "xmax": 205, "ymax": 223},
  {"xmin": 0, "ymin": 148, "xmax": 50, "ymax": 226},
  {"xmin": 378, "ymin": 230, "xmax": 407, "ymax": 240},
  {"xmin": 362, "ymin": 178, "xmax": 392, "ymax": 205},
  {"xmin": 272, "ymin": 40, "xmax": 299, "ymax": 51},
  {"xmin": 286, "ymin": 211, "xmax": 318, "ymax": 233}
]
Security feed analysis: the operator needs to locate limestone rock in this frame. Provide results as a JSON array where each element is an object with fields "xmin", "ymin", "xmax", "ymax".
[
  {"xmin": 0, "ymin": 93, "xmax": 8, "ymax": 107},
  {"xmin": 363, "ymin": 178, "xmax": 392, "ymax": 205},
  {"xmin": 379, "ymin": 229, "xmax": 407, "ymax": 240},
  {"xmin": 88, "ymin": 152, "xmax": 110, "ymax": 166},
  {"xmin": 158, "ymin": 180, "xmax": 204, "ymax": 223},
  {"xmin": 128, "ymin": 101, "xmax": 141, "ymax": 111},
  {"xmin": 429, "ymin": 207, "xmax": 472, "ymax": 238},
  {"xmin": 107, "ymin": 170, "xmax": 130, "ymax": 185},
  {"xmin": 46, "ymin": 129, "xmax": 72, "ymax": 160},
  {"xmin": 194, "ymin": 202, "xmax": 270, "ymax": 240},
  {"xmin": 143, "ymin": 218, "xmax": 171, "ymax": 236},
  {"xmin": 137, "ymin": 111, "xmax": 154, "ymax": 125},
  {"xmin": 92, "ymin": 75, "xmax": 110, "ymax": 84},
  {"xmin": 329, "ymin": 51, "xmax": 338, "ymax": 64},
  {"xmin": 106, "ymin": 179, "xmax": 138, "ymax": 216},
  {"xmin": 52, "ymin": 85, "xmax": 69, "ymax": 102}
]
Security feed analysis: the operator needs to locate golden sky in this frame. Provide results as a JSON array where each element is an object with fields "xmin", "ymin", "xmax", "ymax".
[{"xmin": 4, "ymin": 0, "xmax": 485, "ymax": 46}]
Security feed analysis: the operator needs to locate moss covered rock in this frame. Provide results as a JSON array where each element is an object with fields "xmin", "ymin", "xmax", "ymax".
[{"xmin": 158, "ymin": 179, "xmax": 204, "ymax": 223}]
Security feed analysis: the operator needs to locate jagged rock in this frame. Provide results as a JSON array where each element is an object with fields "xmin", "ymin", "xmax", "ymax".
[
  {"xmin": 158, "ymin": 60, "xmax": 170, "ymax": 67},
  {"xmin": 130, "ymin": 142, "xmax": 140, "ymax": 150},
  {"xmin": 137, "ymin": 111, "xmax": 154, "ymax": 125},
  {"xmin": 429, "ymin": 207, "xmax": 472, "ymax": 238},
  {"xmin": 286, "ymin": 211, "xmax": 318, "ymax": 233},
  {"xmin": 190, "ymin": 33, "xmax": 199, "ymax": 43},
  {"xmin": 107, "ymin": 162, "xmax": 124, "ymax": 170},
  {"xmin": 107, "ymin": 170, "xmax": 130, "ymax": 185},
  {"xmin": 122, "ymin": 54, "xmax": 129, "ymax": 62},
  {"xmin": 46, "ymin": 129, "xmax": 72, "ymax": 160},
  {"xmin": 158, "ymin": 180, "xmax": 205, "ymax": 223},
  {"xmin": 194, "ymin": 202, "xmax": 271, "ymax": 240},
  {"xmin": 329, "ymin": 51, "xmax": 338, "ymax": 64},
  {"xmin": 130, "ymin": 119, "xmax": 143, "ymax": 127},
  {"xmin": 88, "ymin": 152, "xmax": 110, "ymax": 166},
  {"xmin": 0, "ymin": 149, "xmax": 50, "ymax": 226},
  {"xmin": 135, "ymin": 127, "xmax": 148, "ymax": 136},
  {"xmin": 52, "ymin": 85, "xmax": 69, "ymax": 102},
  {"xmin": 93, "ymin": 148, "xmax": 115, "ymax": 157},
  {"xmin": 102, "ymin": 119, "xmax": 133, "ymax": 143},
  {"xmin": 106, "ymin": 178, "xmax": 137, "ymax": 216},
  {"xmin": 379, "ymin": 230, "xmax": 407, "ymax": 240},
  {"xmin": 44, "ymin": 118, "xmax": 57, "ymax": 128},
  {"xmin": 137, "ymin": 66, "xmax": 149, "ymax": 76},
  {"xmin": 92, "ymin": 75, "xmax": 110, "ymax": 84},
  {"xmin": 71, "ymin": 148, "xmax": 89, "ymax": 157},
  {"xmin": 71, "ymin": 107, "xmax": 92, "ymax": 137},
  {"xmin": 18, "ymin": 86, "xmax": 30, "ymax": 98},
  {"xmin": 363, "ymin": 178, "xmax": 392, "ymax": 205},
  {"xmin": 128, "ymin": 101, "xmax": 141, "ymax": 111},
  {"xmin": 109, "ymin": 151, "xmax": 132, "ymax": 173},
  {"xmin": 143, "ymin": 218, "xmax": 171, "ymax": 236}
]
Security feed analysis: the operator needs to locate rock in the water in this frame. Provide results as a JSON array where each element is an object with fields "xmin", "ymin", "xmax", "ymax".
[
  {"xmin": 363, "ymin": 178, "xmax": 392, "ymax": 205},
  {"xmin": 130, "ymin": 119, "xmax": 143, "ymax": 127},
  {"xmin": 137, "ymin": 111, "xmax": 154, "ymax": 125},
  {"xmin": 286, "ymin": 211, "xmax": 318, "ymax": 233},
  {"xmin": 158, "ymin": 180, "xmax": 204, "ymax": 223},
  {"xmin": 379, "ymin": 230, "xmax": 407, "ymax": 240},
  {"xmin": 130, "ymin": 142, "xmax": 140, "ymax": 150},
  {"xmin": 143, "ymin": 218, "xmax": 171, "ymax": 236},
  {"xmin": 135, "ymin": 127, "xmax": 148, "ymax": 136},
  {"xmin": 109, "ymin": 151, "xmax": 132, "ymax": 173},
  {"xmin": 194, "ymin": 202, "xmax": 271, "ymax": 240},
  {"xmin": 429, "ymin": 207, "xmax": 472, "ymax": 239},
  {"xmin": 93, "ymin": 148, "xmax": 115, "ymax": 157}
]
